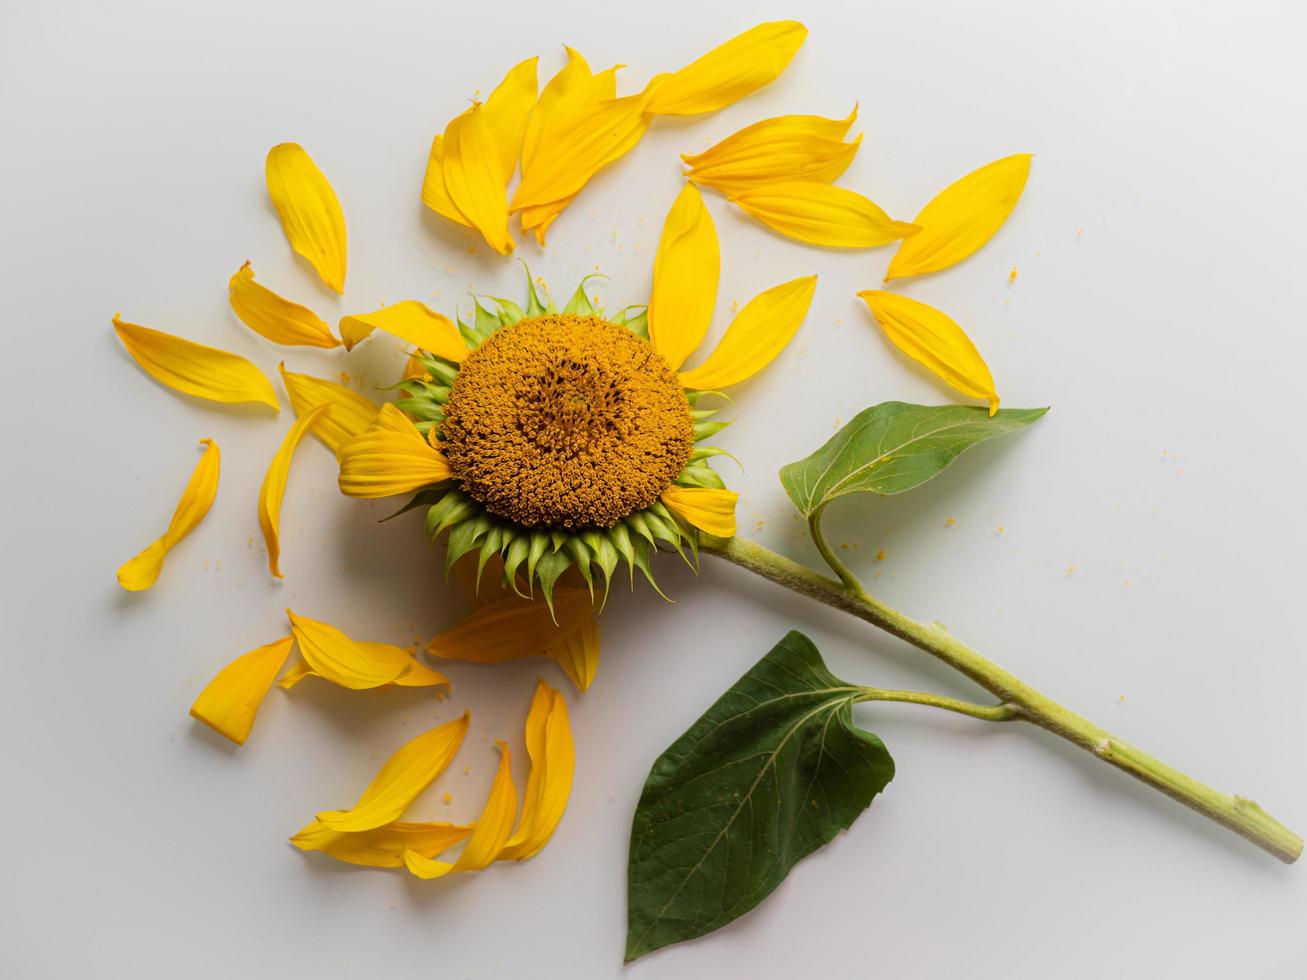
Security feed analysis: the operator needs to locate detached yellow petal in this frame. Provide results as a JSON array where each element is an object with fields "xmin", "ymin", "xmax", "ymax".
[
  {"xmin": 359, "ymin": 642, "xmax": 450, "ymax": 689},
  {"xmin": 648, "ymin": 183, "xmax": 719, "ymax": 371},
  {"xmin": 500, "ymin": 681, "xmax": 574, "ymax": 861},
  {"xmin": 689, "ymin": 137, "xmax": 859, "ymax": 196},
  {"xmin": 521, "ymin": 48, "xmax": 606, "ymax": 174},
  {"xmin": 286, "ymin": 608, "xmax": 414, "ymax": 690},
  {"xmin": 405, "ymin": 741, "xmax": 518, "ymax": 879},
  {"xmin": 258, "ymin": 403, "xmax": 330, "ymax": 579},
  {"xmin": 885, "ymin": 153, "xmax": 1032, "ymax": 281},
  {"xmin": 337, "ymin": 403, "xmax": 452, "ymax": 498},
  {"xmin": 859, "ymin": 290, "xmax": 1000, "ymax": 414},
  {"xmin": 189, "ymin": 636, "xmax": 294, "ymax": 745},
  {"xmin": 443, "ymin": 105, "xmax": 513, "ymax": 255},
  {"xmin": 518, "ymin": 196, "xmax": 576, "ymax": 245},
  {"xmin": 730, "ymin": 182, "xmax": 918, "ymax": 248},
  {"xmin": 426, "ymin": 589, "xmax": 595, "ymax": 664},
  {"xmin": 681, "ymin": 107, "xmax": 857, "ymax": 168},
  {"xmin": 483, "ymin": 57, "xmax": 539, "ymax": 180},
  {"xmin": 276, "ymin": 655, "xmax": 314, "ymax": 690},
  {"xmin": 420, "ymin": 134, "xmax": 472, "ymax": 228},
  {"xmin": 678, "ymin": 275, "xmax": 816, "ymax": 390},
  {"xmin": 228, "ymin": 263, "xmax": 339, "ymax": 349},
  {"xmin": 279, "ymin": 363, "xmax": 379, "ymax": 454},
  {"xmin": 317, "ymin": 713, "xmax": 470, "ymax": 832},
  {"xmin": 645, "ymin": 21, "xmax": 807, "ymax": 116},
  {"xmin": 338, "ymin": 301, "xmax": 467, "ymax": 361},
  {"xmin": 117, "ymin": 439, "xmax": 221, "ymax": 591},
  {"xmin": 265, "ymin": 143, "xmax": 347, "ymax": 292},
  {"xmin": 661, "ymin": 486, "xmax": 738, "ymax": 537},
  {"xmin": 545, "ymin": 616, "xmax": 600, "ymax": 692},
  {"xmin": 113, "ymin": 316, "xmax": 278, "ymax": 411},
  {"xmin": 291, "ymin": 819, "xmax": 471, "ymax": 868}
]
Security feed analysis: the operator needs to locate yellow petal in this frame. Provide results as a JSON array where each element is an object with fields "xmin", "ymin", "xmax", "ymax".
[
  {"xmin": 521, "ymin": 47, "xmax": 602, "ymax": 175},
  {"xmin": 426, "ymin": 589, "xmax": 595, "ymax": 664},
  {"xmin": 227, "ymin": 262, "xmax": 340, "ymax": 349},
  {"xmin": 729, "ymin": 182, "xmax": 918, "ymax": 248},
  {"xmin": 645, "ymin": 21, "xmax": 807, "ymax": 116},
  {"xmin": 678, "ymin": 275, "xmax": 816, "ymax": 390},
  {"xmin": 545, "ymin": 616, "xmax": 600, "ymax": 692},
  {"xmin": 285, "ymin": 608, "xmax": 414, "ymax": 690},
  {"xmin": 689, "ymin": 137, "xmax": 860, "ymax": 196},
  {"xmin": 405, "ymin": 741, "xmax": 518, "ymax": 879},
  {"xmin": 885, "ymin": 154, "xmax": 1033, "ymax": 281},
  {"xmin": 858, "ymin": 290, "xmax": 1000, "ymax": 414},
  {"xmin": 276, "ymin": 655, "xmax": 314, "ymax": 690},
  {"xmin": 258, "ymin": 403, "xmax": 331, "ymax": 579},
  {"xmin": 117, "ymin": 438, "xmax": 221, "ymax": 591},
  {"xmin": 338, "ymin": 301, "xmax": 467, "ymax": 362},
  {"xmin": 188, "ymin": 636, "xmax": 295, "ymax": 745},
  {"xmin": 113, "ymin": 315, "xmax": 278, "ymax": 411},
  {"xmin": 317, "ymin": 713, "xmax": 470, "ymax": 832},
  {"xmin": 358, "ymin": 642, "xmax": 450, "ymax": 689},
  {"xmin": 500, "ymin": 681, "xmax": 574, "ymax": 861},
  {"xmin": 278, "ymin": 363, "xmax": 380, "ymax": 454},
  {"xmin": 483, "ymin": 57, "xmax": 539, "ymax": 180},
  {"xmin": 291, "ymin": 819, "xmax": 471, "ymax": 868},
  {"xmin": 661, "ymin": 485, "xmax": 738, "ymax": 537},
  {"xmin": 420, "ymin": 134, "xmax": 472, "ymax": 228},
  {"xmin": 265, "ymin": 142, "xmax": 347, "ymax": 292},
  {"xmin": 402, "ymin": 353, "xmax": 431, "ymax": 383},
  {"xmin": 681, "ymin": 107, "xmax": 857, "ymax": 169},
  {"xmin": 337, "ymin": 403, "xmax": 453, "ymax": 498},
  {"xmin": 648, "ymin": 183, "xmax": 719, "ymax": 371},
  {"xmin": 517, "ymin": 196, "xmax": 576, "ymax": 245},
  {"xmin": 443, "ymin": 104, "xmax": 513, "ymax": 255}
]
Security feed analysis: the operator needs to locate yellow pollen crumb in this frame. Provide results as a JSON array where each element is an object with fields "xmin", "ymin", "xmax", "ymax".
[
  {"xmin": 462, "ymin": 766, "xmax": 470, "ymax": 775},
  {"xmin": 1008, "ymin": 265, "xmax": 1018, "ymax": 283},
  {"xmin": 754, "ymin": 519, "xmax": 764, "ymax": 530},
  {"xmin": 944, "ymin": 517, "xmax": 955, "ymax": 527},
  {"xmin": 1066, "ymin": 565, "xmax": 1076, "ymax": 575},
  {"xmin": 339, "ymin": 371, "xmax": 351, "ymax": 385},
  {"xmin": 840, "ymin": 543, "xmax": 849, "ymax": 551},
  {"xmin": 875, "ymin": 549, "xmax": 886, "ymax": 561},
  {"xmin": 442, "ymin": 793, "xmax": 452, "ymax": 804},
  {"xmin": 996, "ymin": 526, "xmax": 1005, "ymax": 534}
]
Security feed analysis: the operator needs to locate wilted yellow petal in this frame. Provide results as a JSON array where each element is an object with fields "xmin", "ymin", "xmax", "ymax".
[
  {"xmin": 681, "ymin": 107, "xmax": 857, "ymax": 169},
  {"xmin": 545, "ymin": 616, "xmax": 600, "ymax": 692},
  {"xmin": 443, "ymin": 104, "xmax": 513, "ymax": 255},
  {"xmin": 730, "ymin": 182, "xmax": 918, "ymax": 248},
  {"xmin": 885, "ymin": 154, "xmax": 1033, "ymax": 281},
  {"xmin": 291, "ymin": 819, "xmax": 471, "ymax": 868},
  {"xmin": 661, "ymin": 485, "xmax": 739, "ymax": 537},
  {"xmin": 500, "ymin": 681, "xmax": 574, "ymax": 861},
  {"xmin": 285, "ymin": 608, "xmax": 414, "ymax": 690},
  {"xmin": 265, "ymin": 143, "xmax": 347, "ymax": 292},
  {"xmin": 317, "ymin": 713, "xmax": 470, "ymax": 832},
  {"xmin": 338, "ymin": 301, "xmax": 468, "ymax": 362},
  {"xmin": 188, "ymin": 636, "xmax": 294, "ymax": 745},
  {"xmin": 117, "ymin": 438, "xmax": 221, "ymax": 591},
  {"xmin": 648, "ymin": 183, "xmax": 719, "ymax": 371},
  {"xmin": 645, "ymin": 21, "xmax": 807, "ymax": 116},
  {"xmin": 858, "ymin": 290, "xmax": 999, "ymax": 414},
  {"xmin": 359, "ymin": 642, "xmax": 450, "ymax": 689},
  {"xmin": 278, "ymin": 363, "xmax": 379, "ymax": 454},
  {"xmin": 678, "ymin": 275, "xmax": 816, "ymax": 390},
  {"xmin": 113, "ymin": 315, "xmax": 278, "ymax": 411},
  {"xmin": 228, "ymin": 262, "xmax": 340, "ymax": 349},
  {"xmin": 483, "ymin": 57, "xmax": 539, "ymax": 180},
  {"xmin": 426, "ymin": 589, "xmax": 595, "ymax": 665},
  {"xmin": 420, "ymin": 134, "xmax": 472, "ymax": 228},
  {"xmin": 337, "ymin": 403, "xmax": 453, "ymax": 498},
  {"xmin": 258, "ymin": 403, "xmax": 330, "ymax": 579},
  {"xmin": 405, "ymin": 741, "xmax": 518, "ymax": 879}
]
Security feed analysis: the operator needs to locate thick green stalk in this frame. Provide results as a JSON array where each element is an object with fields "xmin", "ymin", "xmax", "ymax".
[{"xmin": 699, "ymin": 533, "xmax": 1302, "ymax": 864}]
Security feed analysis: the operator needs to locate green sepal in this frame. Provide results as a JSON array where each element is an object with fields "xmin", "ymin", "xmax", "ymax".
[
  {"xmin": 612, "ymin": 305, "xmax": 649, "ymax": 339},
  {"xmin": 534, "ymin": 548, "xmax": 574, "ymax": 618},
  {"xmin": 623, "ymin": 512, "xmax": 657, "ymax": 550},
  {"xmin": 693, "ymin": 419, "xmax": 731, "ymax": 441},
  {"xmin": 563, "ymin": 274, "xmax": 607, "ymax": 316},
  {"xmin": 675, "ymin": 463, "xmax": 727, "ymax": 490},
  {"xmin": 381, "ymin": 487, "xmax": 446, "ymax": 523},
  {"xmin": 456, "ymin": 314, "xmax": 481, "ymax": 349},
  {"xmin": 565, "ymin": 536, "xmax": 595, "ymax": 599},
  {"xmin": 526, "ymin": 529, "xmax": 550, "ymax": 592},
  {"xmin": 521, "ymin": 261, "xmax": 553, "ymax": 316},
  {"xmin": 419, "ymin": 357, "xmax": 461, "ymax": 386},
  {"xmin": 606, "ymin": 522, "xmax": 637, "ymax": 588},
  {"xmin": 690, "ymin": 445, "xmax": 740, "ymax": 467},
  {"xmin": 487, "ymin": 296, "xmax": 526, "ymax": 326},
  {"xmin": 582, "ymin": 530, "xmax": 618, "ymax": 603},
  {"xmin": 472, "ymin": 298, "xmax": 500, "ymax": 343},
  {"xmin": 425, "ymin": 490, "xmax": 477, "ymax": 537},
  {"xmin": 502, "ymin": 533, "xmax": 532, "ymax": 598},
  {"xmin": 476, "ymin": 524, "xmax": 507, "ymax": 588},
  {"xmin": 630, "ymin": 540, "xmax": 672, "ymax": 602},
  {"xmin": 549, "ymin": 529, "xmax": 568, "ymax": 551},
  {"xmin": 394, "ymin": 394, "xmax": 444, "ymax": 422},
  {"xmin": 445, "ymin": 512, "xmax": 492, "ymax": 574}
]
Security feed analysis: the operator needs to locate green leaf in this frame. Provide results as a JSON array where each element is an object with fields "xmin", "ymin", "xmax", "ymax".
[
  {"xmin": 625, "ymin": 631, "xmax": 894, "ymax": 962},
  {"xmin": 779, "ymin": 401, "xmax": 1047, "ymax": 518}
]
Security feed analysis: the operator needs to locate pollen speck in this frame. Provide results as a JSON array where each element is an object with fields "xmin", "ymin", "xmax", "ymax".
[
  {"xmin": 944, "ymin": 516, "xmax": 955, "ymax": 528},
  {"xmin": 875, "ymin": 549, "xmax": 885, "ymax": 561},
  {"xmin": 1008, "ymin": 265, "xmax": 1018, "ymax": 283}
]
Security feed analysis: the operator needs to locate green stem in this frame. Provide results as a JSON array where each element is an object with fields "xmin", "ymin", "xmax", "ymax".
[
  {"xmin": 857, "ymin": 687, "xmax": 1021, "ymax": 723},
  {"xmin": 700, "ymin": 533, "xmax": 1302, "ymax": 864}
]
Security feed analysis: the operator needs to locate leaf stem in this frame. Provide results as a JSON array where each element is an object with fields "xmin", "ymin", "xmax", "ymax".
[
  {"xmin": 857, "ymin": 687, "xmax": 1021, "ymax": 722},
  {"xmin": 699, "ymin": 533, "xmax": 1303, "ymax": 864}
]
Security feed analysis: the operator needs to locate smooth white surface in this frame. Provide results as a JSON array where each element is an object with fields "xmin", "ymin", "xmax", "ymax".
[{"xmin": 3, "ymin": 1, "xmax": 1305, "ymax": 976}]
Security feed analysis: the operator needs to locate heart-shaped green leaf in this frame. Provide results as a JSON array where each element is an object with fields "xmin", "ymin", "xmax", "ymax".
[
  {"xmin": 780, "ymin": 401, "xmax": 1047, "ymax": 518},
  {"xmin": 625, "ymin": 631, "xmax": 894, "ymax": 961}
]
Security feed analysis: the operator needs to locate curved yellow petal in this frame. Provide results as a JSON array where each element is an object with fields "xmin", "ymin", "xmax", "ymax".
[
  {"xmin": 426, "ymin": 589, "xmax": 595, "ymax": 664},
  {"xmin": 858, "ymin": 290, "xmax": 999, "ymax": 414},
  {"xmin": 265, "ymin": 142, "xmax": 347, "ymax": 292},
  {"xmin": 258, "ymin": 403, "xmax": 330, "ymax": 579},
  {"xmin": 227, "ymin": 262, "xmax": 339, "ymax": 349},
  {"xmin": 188, "ymin": 636, "xmax": 295, "ymax": 745},
  {"xmin": 117, "ymin": 438, "xmax": 221, "ymax": 591},
  {"xmin": 518, "ymin": 195, "xmax": 576, "ymax": 245},
  {"xmin": 483, "ymin": 57, "xmax": 539, "ymax": 180},
  {"xmin": 285, "ymin": 608, "xmax": 414, "ymax": 690},
  {"xmin": 337, "ymin": 403, "xmax": 452, "ymax": 498},
  {"xmin": 338, "ymin": 301, "xmax": 467, "ymax": 362},
  {"xmin": 730, "ymin": 182, "xmax": 918, "ymax": 248},
  {"xmin": 405, "ymin": 741, "xmax": 518, "ymax": 879},
  {"xmin": 678, "ymin": 275, "xmax": 816, "ymax": 390},
  {"xmin": 358, "ymin": 642, "xmax": 450, "ymax": 689},
  {"xmin": 689, "ymin": 137, "xmax": 860, "ymax": 196},
  {"xmin": 681, "ymin": 107, "xmax": 857, "ymax": 169},
  {"xmin": 521, "ymin": 48, "xmax": 606, "ymax": 174},
  {"xmin": 278, "ymin": 363, "xmax": 379, "ymax": 454},
  {"xmin": 276, "ymin": 655, "xmax": 314, "ymax": 690},
  {"xmin": 420, "ymin": 134, "xmax": 472, "ymax": 228},
  {"xmin": 291, "ymin": 819, "xmax": 471, "ymax": 868},
  {"xmin": 317, "ymin": 713, "xmax": 470, "ymax": 832},
  {"xmin": 113, "ymin": 316, "xmax": 278, "ymax": 411},
  {"xmin": 645, "ymin": 20, "xmax": 807, "ymax": 116},
  {"xmin": 885, "ymin": 153, "xmax": 1032, "ymax": 281},
  {"xmin": 402, "ymin": 353, "xmax": 431, "ymax": 383},
  {"xmin": 443, "ymin": 104, "xmax": 513, "ymax": 255},
  {"xmin": 500, "ymin": 682, "xmax": 574, "ymax": 861},
  {"xmin": 648, "ymin": 183, "xmax": 719, "ymax": 371},
  {"xmin": 661, "ymin": 485, "xmax": 738, "ymax": 537},
  {"xmin": 545, "ymin": 616, "xmax": 600, "ymax": 692}
]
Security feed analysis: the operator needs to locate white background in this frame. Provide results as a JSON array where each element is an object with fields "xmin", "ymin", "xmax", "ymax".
[{"xmin": 3, "ymin": 1, "xmax": 1305, "ymax": 977}]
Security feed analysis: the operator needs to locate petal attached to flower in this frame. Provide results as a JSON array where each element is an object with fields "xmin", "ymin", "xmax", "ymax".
[
  {"xmin": 681, "ymin": 107, "xmax": 858, "ymax": 169},
  {"xmin": 885, "ymin": 153, "xmax": 1033, "ymax": 281},
  {"xmin": 404, "ymin": 741, "xmax": 518, "ymax": 879},
  {"xmin": 279, "ymin": 363, "xmax": 379, "ymax": 454},
  {"xmin": 730, "ymin": 182, "xmax": 918, "ymax": 248},
  {"xmin": 858, "ymin": 290, "xmax": 1000, "ymax": 414},
  {"xmin": 317, "ymin": 712, "xmax": 470, "ymax": 832},
  {"xmin": 483, "ymin": 57, "xmax": 539, "ymax": 180},
  {"xmin": 265, "ymin": 143, "xmax": 347, "ymax": 292},
  {"xmin": 117, "ymin": 438, "xmax": 221, "ymax": 591},
  {"xmin": 678, "ymin": 275, "xmax": 816, "ymax": 390},
  {"xmin": 338, "ymin": 301, "xmax": 468, "ymax": 362},
  {"xmin": 426, "ymin": 589, "xmax": 595, "ymax": 665},
  {"xmin": 258, "ymin": 403, "xmax": 331, "ymax": 579},
  {"xmin": 645, "ymin": 20, "xmax": 808, "ymax": 116},
  {"xmin": 443, "ymin": 104, "xmax": 513, "ymax": 255},
  {"xmin": 228, "ymin": 262, "xmax": 340, "ymax": 349},
  {"xmin": 420, "ymin": 135, "xmax": 472, "ymax": 228},
  {"xmin": 188, "ymin": 636, "xmax": 295, "ymax": 745},
  {"xmin": 661, "ymin": 485, "xmax": 739, "ymax": 537},
  {"xmin": 500, "ymin": 681, "xmax": 574, "ymax": 861},
  {"xmin": 648, "ymin": 183, "xmax": 719, "ymax": 371},
  {"xmin": 337, "ymin": 403, "xmax": 453, "ymax": 498},
  {"xmin": 285, "ymin": 608, "xmax": 415, "ymax": 689},
  {"xmin": 113, "ymin": 315, "xmax": 279, "ymax": 411},
  {"xmin": 291, "ymin": 819, "xmax": 471, "ymax": 868},
  {"xmin": 545, "ymin": 616, "xmax": 600, "ymax": 692}
]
